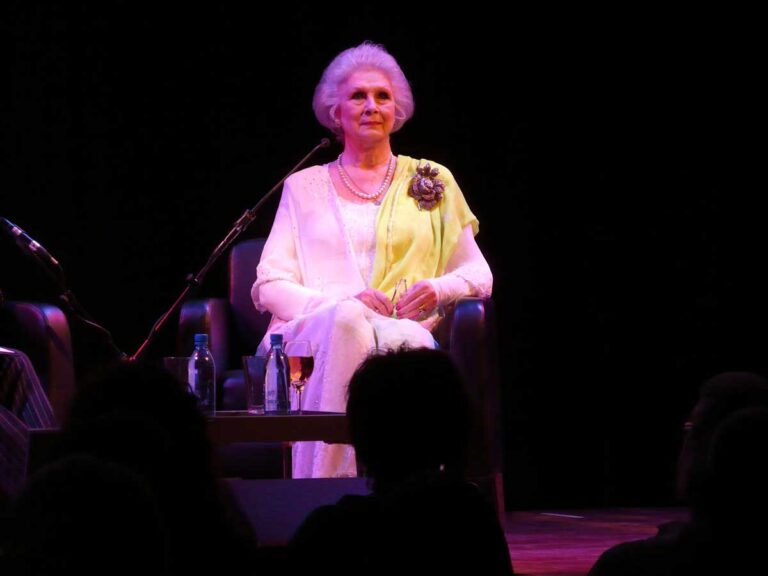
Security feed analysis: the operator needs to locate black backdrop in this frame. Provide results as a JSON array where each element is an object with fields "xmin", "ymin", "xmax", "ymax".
[{"xmin": 3, "ymin": 4, "xmax": 765, "ymax": 508}]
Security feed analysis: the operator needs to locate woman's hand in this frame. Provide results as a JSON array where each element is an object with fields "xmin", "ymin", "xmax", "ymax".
[
  {"xmin": 354, "ymin": 288, "xmax": 394, "ymax": 317},
  {"xmin": 395, "ymin": 280, "xmax": 438, "ymax": 321}
]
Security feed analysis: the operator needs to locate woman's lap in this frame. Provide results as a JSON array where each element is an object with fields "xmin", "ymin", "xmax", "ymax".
[{"xmin": 273, "ymin": 299, "xmax": 434, "ymax": 478}]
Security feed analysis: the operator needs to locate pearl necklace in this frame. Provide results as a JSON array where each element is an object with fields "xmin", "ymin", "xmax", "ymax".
[{"xmin": 336, "ymin": 153, "xmax": 396, "ymax": 201}]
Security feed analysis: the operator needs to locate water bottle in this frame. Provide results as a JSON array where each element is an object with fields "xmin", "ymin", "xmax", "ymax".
[
  {"xmin": 188, "ymin": 333, "xmax": 216, "ymax": 415},
  {"xmin": 264, "ymin": 333, "xmax": 289, "ymax": 413}
]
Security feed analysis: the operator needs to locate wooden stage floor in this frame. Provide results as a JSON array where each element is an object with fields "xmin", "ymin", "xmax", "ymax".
[
  {"xmin": 505, "ymin": 507, "xmax": 688, "ymax": 576},
  {"xmin": 227, "ymin": 479, "xmax": 687, "ymax": 574}
]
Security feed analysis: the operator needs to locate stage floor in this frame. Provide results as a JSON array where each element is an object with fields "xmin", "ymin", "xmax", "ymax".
[
  {"xmin": 506, "ymin": 507, "xmax": 688, "ymax": 575},
  {"xmin": 227, "ymin": 479, "xmax": 687, "ymax": 574}
]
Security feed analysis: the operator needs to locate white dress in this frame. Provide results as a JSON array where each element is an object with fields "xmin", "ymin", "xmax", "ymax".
[{"xmin": 252, "ymin": 159, "xmax": 492, "ymax": 478}]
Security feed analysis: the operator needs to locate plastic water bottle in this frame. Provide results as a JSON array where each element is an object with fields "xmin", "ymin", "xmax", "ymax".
[
  {"xmin": 264, "ymin": 333, "xmax": 289, "ymax": 413},
  {"xmin": 188, "ymin": 333, "xmax": 216, "ymax": 415}
]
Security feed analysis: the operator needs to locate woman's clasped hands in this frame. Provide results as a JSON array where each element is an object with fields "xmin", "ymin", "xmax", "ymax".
[
  {"xmin": 354, "ymin": 288, "xmax": 394, "ymax": 317},
  {"xmin": 395, "ymin": 280, "xmax": 438, "ymax": 320},
  {"xmin": 355, "ymin": 279, "xmax": 437, "ymax": 320}
]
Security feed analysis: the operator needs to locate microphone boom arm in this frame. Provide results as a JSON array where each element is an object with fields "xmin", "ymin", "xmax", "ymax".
[
  {"xmin": 129, "ymin": 138, "xmax": 331, "ymax": 362},
  {"xmin": 0, "ymin": 217, "xmax": 127, "ymax": 361}
]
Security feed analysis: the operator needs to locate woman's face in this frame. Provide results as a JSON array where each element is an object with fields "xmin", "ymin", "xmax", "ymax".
[{"xmin": 335, "ymin": 68, "xmax": 396, "ymax": 146}]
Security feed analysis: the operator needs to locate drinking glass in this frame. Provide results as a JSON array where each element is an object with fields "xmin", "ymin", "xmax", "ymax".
[
  {"xmin": 284, "ymin": 340, "xmax": 314, "ymax": 413},
  {"xmin": 242, "ymin": 355, "xmax": 268, "ymax": 415}
]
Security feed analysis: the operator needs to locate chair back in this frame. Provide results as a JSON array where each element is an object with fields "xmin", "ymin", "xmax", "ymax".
[
  {"xmin": 1, "ymin": 302, "xmax": 75, "ymax": 422},
  {"xmin": 228, "ymin": 238, "xmax": 271, "ymax": 355}
]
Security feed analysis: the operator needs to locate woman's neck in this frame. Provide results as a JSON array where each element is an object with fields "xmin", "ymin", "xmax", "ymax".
[{"xmin": 341, "ymin": 142, "xmax": 393, "ymax": 169}]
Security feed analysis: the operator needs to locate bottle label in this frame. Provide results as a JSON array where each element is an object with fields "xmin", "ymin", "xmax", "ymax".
[
  {"xmin": 265, "ymin": 345, "xmax": 289, "ymax": 413},
  {"xmin": 188, "ymin": 350, "xmax": 215, "ymax": 414}
]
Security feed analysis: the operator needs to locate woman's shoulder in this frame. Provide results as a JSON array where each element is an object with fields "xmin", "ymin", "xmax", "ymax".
[
  {"xmin": 398, "ymin": 154, "xmax": 451, "ymax": 171},
  {"xmin": 282, "ymin": 164, "xmax": 330, "ymax": 199},
  {"xmin": 284, "ymin": 163, "xmax": 329, "ymax": 186},
  {"xmin": 398, "ymin": 155, "xmax": 457, "ymax": 184}
]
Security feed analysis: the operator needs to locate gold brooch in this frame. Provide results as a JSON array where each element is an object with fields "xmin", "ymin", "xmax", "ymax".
[{"xmin": 408, "ymin": 163, "xmax": 445, "ymax": 210}]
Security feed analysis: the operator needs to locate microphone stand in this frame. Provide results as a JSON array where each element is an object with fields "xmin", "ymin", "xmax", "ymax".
[
  {"xmin": 129, "ymin": 138, "xmax": 331, "ymax": 362},
  {"xmin": 5, "ymin": 236, "xmax": 127, "ymax": 362}
]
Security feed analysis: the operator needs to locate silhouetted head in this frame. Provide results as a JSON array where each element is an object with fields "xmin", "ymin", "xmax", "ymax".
[
  {"xmin": 61, "ymin": 359, "xmax": 214, "ymax": 485},
  {"xmin": 703, "ymin": 407, "xmax": 768, "ymax": 540},
  {"xmin": 56, "ymin": 361, "xmax": 256, "ymax": 573},
  {"xmin": 5, "ymin": 453, "xmax": 167, "ymax": 575},
  {"xmin": 346, "ymin": 347, "xmax": 470, "ymax": 491},
  {"xmin": 677, "ymin": 371, "xmax": 768, "ymax": 505}
]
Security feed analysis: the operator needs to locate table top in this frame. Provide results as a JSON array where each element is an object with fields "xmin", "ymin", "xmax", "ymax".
[
  {"xmin": 206, "ymin": 410, "xmax": 350, "ymax": 444},
  {"xmin": 26, "ymin": 410, "xmax": 351, "ymax": 476}
]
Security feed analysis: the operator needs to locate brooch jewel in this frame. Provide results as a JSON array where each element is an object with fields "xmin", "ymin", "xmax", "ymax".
[{"xmin": 408, "ymin": 163, "xmax": 444, "ymax": 210}]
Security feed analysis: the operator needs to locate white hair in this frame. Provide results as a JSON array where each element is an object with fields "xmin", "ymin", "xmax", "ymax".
[{"xmin": 312, "ymin": 41, "xmax": 414, "ymax": 136}]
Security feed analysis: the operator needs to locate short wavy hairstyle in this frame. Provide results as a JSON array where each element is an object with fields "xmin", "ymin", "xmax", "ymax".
[
  {"xmin": 346, "ymin": 346, "xmax": 470, "ymax": 490},
  {"xmin": 313, "ymin": 41, "xmax": 414, "ymax": 137}
]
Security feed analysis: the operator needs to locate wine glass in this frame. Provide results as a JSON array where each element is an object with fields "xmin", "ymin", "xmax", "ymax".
[{"xmin": 284, "ymin": 340, "xmax": 314, "ymax": 414}]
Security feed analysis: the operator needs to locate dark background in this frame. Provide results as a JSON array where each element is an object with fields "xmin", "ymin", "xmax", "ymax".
[{"xmin": 3, "ymin": 3, "xmax": 765, "ymax": 508}]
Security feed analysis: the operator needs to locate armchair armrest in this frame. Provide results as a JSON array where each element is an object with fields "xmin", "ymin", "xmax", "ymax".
[
  {"xmin": 445, "ymin": 297, "xmax": 505, "ymax": 520},
  {"xmin": 177, "ymin": 298, "xmax": 230, "ymax": 381},
  {"xmin": 447, "ymin": 298, "xmax": 493, "ymax": 368},
  {"xmin": 3, "ymin": 302, "xmax": 75, "ymax": 422}
]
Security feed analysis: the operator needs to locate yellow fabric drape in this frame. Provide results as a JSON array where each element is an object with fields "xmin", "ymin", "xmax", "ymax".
[{"xmin": 370, "ymin": 155, "xmax": 479, "ymax": 302}]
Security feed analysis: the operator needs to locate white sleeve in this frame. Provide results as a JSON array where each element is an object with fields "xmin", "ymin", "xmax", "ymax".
[
  {"xmin": 428, "ymin": 225, "xmax": 493, "ymax": 306},
  {"xmin": 251, "ymin": 182, "xmax": 338, "ymax": 321},
  {"xmin": 256, "ymin": 280, "xmax": 340, "ymax": 321}
]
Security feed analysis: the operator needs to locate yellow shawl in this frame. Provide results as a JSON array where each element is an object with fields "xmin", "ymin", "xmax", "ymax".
[{"xmin": 370, "ymin": 155, "xmax": 479, "ymax": 301}]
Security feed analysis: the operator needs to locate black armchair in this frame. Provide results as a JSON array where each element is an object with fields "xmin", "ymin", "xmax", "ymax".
[
  {"xmin": 1, "ymin": 301, "xmax": 76, "ymax": 423},
  {"xmin": 177, "ymin": 239, "xmax": 504, "ymax": 516},
  {"xmin": 176, "ymin": 239, "xmax": 270, "ymax": 411},
  {"xmin": 1, "ymin": 301, "xmax": 74, "ymax": 498}
]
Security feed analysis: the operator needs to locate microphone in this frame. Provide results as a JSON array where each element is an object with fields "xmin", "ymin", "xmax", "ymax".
[
  {"xmin": 1, "ymin": 216, "xmax": 125, "ymax": 360},
  {"xmin": 0, "ymin": 217, "xmax": 61, "ymax": 269}
]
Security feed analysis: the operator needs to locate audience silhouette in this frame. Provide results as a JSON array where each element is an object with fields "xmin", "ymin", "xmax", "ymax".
[
  {"xmin": 3, "ymin": 453, "xmax": 168, "ymax": 575},
  {"xmin": 703, "ymin": 406, "xmax": 768, "ymax": 558},
  {"xmin": 588, "ymin": 371, "xmax": 768, "ymax": 575},
  {"xmin": 289, "ymin": 346, "xmax": 513, "ymax": 574},
  {"xmin": 3, "ymin": 361, "xmax": 257, "ymax": 575},
  {"xmin": 18, "ymin": 339, "xmax": 767, "ymax": 574},
  {"xmin": 676, "ymin": 371, "xmax": 768, "ymax": 507}
]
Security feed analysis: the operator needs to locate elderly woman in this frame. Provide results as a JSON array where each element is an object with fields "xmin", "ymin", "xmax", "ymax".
[{"xmin": 251, "ymin": 41, "xmax": 493, "ymax": 478}]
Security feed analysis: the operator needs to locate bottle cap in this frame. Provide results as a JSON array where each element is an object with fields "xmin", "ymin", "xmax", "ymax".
[
  {"xmin": 269, "ymin": 333, "xmax": 283, "ymax": 346},
  {"xmin": 194, "ymin": 333, "xmax": 209, "ymax": 346}
]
